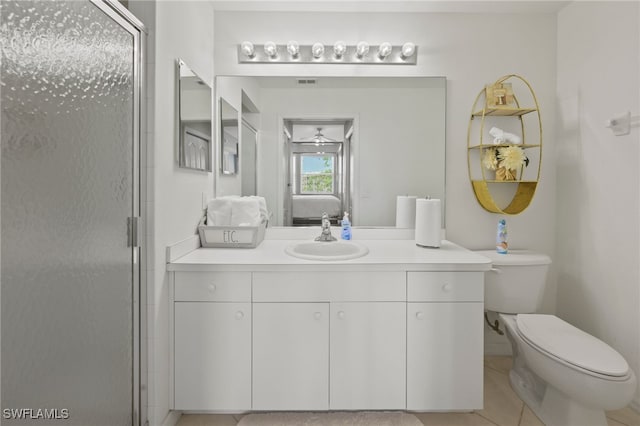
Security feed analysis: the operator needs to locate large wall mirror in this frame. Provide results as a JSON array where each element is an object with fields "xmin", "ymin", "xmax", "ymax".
[
  {"xmin": 215, "ymin": 76, "xmax": 446, "ymax": 227},
  {"xmin": 177, "ymin": 59, "xmax": 212, "ymax": 171}
]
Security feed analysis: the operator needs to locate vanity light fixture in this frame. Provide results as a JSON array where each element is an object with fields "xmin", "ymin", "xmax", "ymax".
[
  {"xmin": 333, "ymin": 40, "xmax": 347, "ymax": 59},
  {"xmin": 312, "ymin": 42, "xmax": 325, "ymax": 59},
  {"xmin": 355, "ymin": 41, "xmax": 370, "ymax": 59},
  {"xmin": 286, "ymin": 40, "xmax": 300, "ymax": 59},
  {"xmin": 377, "ymin": 42, "xmax": 393, "ymax": 60},
  {"xmin": 264, "ymin": 41, "xmax": 278, "ymax": 59},
  {"xmin": 401, "ymin": 42, "xmax": 416, "ymax": 59},
  {"xmin": 240, "ymin": 41, "xmax": 255, "ymax": 59},
  {"xmin": 237, "ymin": 41, "xmax": 417, "ymax": 64}
]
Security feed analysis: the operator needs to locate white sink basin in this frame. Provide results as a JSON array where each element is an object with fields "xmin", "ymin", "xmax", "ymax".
[{"xmin": 285, "ymin": 241, "xmax": 369, "ymax": 261}]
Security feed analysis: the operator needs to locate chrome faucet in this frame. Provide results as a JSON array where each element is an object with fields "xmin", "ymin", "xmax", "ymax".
[{"xmin": 315, "ymin": 212, "xmax": 337, "ymax": 242}]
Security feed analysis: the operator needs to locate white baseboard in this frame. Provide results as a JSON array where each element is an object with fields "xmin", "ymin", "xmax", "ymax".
[{"xmin": 160, "ymin": 410, "xmax": 181, "ymax": 426}]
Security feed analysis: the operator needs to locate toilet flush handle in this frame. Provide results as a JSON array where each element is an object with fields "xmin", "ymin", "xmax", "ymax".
[{"xmin": 490, "ymin": 267, "xmax": 502, "ymax": 274}]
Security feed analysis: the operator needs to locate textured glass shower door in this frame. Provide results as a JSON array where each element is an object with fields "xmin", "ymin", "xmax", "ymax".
[{"xmin": 1, "ymin": 1, "xmax": 141, "ymax": 425}]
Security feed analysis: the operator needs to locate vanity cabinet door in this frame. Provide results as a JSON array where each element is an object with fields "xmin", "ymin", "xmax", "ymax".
[
  {"xmin": 330, "ymin": 302, "xmax": 406, "ymax": 410},
  {"xmin": 174, "ymin": 302, "xmax": 251, "ymax": 411},
  {"xmin": 406, "ymin": 302, "xmax": 484, "ymax": 410},
  {"xmin": 252, "ymin": 302, "xmax": 329, "ymax": 410}
]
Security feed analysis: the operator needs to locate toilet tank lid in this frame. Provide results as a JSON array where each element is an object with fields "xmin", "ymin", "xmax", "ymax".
[
  {"xmin": 474, "ymin": 250, "xmax": 551, "ymax": 266},
  {"xmin": 517, "ymin": 314, "xmax": 630, "ymax": 377}
]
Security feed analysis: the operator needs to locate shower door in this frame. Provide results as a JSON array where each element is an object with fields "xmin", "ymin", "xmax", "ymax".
[{"xmin": 1, "ymin": 1, "xmax": 143, "ymax": 425}]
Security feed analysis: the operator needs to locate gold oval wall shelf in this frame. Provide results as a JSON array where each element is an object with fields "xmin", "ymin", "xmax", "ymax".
[{"xmin": 467, "ymin": 74, "xmax": 542, "ymax": 214}]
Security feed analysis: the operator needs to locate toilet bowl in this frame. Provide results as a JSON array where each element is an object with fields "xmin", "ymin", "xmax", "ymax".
[{"xmin": 475, "ymin": 250, "xmax": 637, "ymax": 426}]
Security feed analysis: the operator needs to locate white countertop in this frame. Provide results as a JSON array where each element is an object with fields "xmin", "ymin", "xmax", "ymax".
[{"xmin": 168, "ymin": 239, "xmax": 493, "ymax": 272}]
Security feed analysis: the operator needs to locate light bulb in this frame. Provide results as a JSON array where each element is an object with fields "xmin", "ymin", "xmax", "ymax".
[
  {"xmin": 286, "ymin": 40, "xmax": 300, "ymax": 58},
  {"xmin": 312, "ymin": 42, "xmax": 325, "ymax": 59},
  {"xmin": 377, "ymin": 42, "xmax": 392, "ymax": 59},
  {"xmin": 401, "ymin": 42, "xmax": 416, "ymax": 59},
  {"xmin": 333, "ymin": 40, "xmax": 347, "ymax": 59},
  {"xmin": 264, "ymin": 41, "xmax": 278, "ymax": 58},
  {"xmin": 240, "ymin": 41, "xmax": 255, "ymax": 58},
  {"xmin": 355, "ymin": 41, "xmax": 369, "ymax": 58}
]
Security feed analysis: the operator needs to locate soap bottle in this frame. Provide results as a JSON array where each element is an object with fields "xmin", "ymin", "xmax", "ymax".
[
  {"xmin": 341, "ymin": 212, "xmax": 352, "ymax": 240},
  {"xmin": 496, "ymin": 219, "xmax": 508, "ymax": 254}
]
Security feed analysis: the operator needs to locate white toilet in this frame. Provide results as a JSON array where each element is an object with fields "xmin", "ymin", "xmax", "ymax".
[{"xmin": 476, "ymin": 249, "xmax": 637, "ymax": 426}]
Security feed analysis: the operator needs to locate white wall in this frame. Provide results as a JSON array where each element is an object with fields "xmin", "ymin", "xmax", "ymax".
[
  {"xmin": 556, "ymin": 1, "xmax": 640, "ymax": 408},
  {"xmin": 214, "ymin": 10, "xmax": 558, "ymax": 352},
  {"xmin": 129, "ymin": 1, "xmax": 215, "ymax": 425}
]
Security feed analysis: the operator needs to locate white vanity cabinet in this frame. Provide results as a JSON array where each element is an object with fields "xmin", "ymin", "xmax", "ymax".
[
  {"xmin": 252, "ymin": 271, "xmax": 406, "ymax": 411},
  {"xmin": 406, "ymin": 272, "xmax": 484, "ymax": 411},
  {"xmin": 330, "ymin": 302, "xmax": 406, "ymax": 410},
  {"xmin": 173, "ymin": 272, "xmax": 252, "ymax": 411},
  {"xmin": 168, "ymin": 239, "xmax": 490, "ymax": 413},
  {"xmin": 252, "ymin": 302, "xmax": 329, "ymax": 410}
]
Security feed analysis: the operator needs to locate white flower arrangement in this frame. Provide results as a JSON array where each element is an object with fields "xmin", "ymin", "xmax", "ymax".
[
  {"xmin": 482, "ymin": 145, "xmax": 529, "ymax": 180},
  {"xmin": 497, "ymin": 145, "xmax": 529, "ymax": 171}
]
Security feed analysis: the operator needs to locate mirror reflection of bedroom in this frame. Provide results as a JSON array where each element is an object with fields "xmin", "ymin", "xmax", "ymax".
[{"xmin": 284, "ymin": 119, "xmax": 353, "ymax": 226}]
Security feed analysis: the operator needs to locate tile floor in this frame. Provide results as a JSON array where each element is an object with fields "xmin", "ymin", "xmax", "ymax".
[{"xmin": 177, "ymin": 356, "xmax": 640, "ymax": 426}]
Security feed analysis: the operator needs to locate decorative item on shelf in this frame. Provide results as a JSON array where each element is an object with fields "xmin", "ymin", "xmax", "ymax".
[
  {"xmin": 467, "ymin": 74, "xmax": 542, "ymax": 214},
  {"xmin": 486, "ymin": 82, "xmax": 515, "ymax": 108},
  {"xmin": 495, "ymin": 166, "xmax": 517, "ymax": 181},
  {"xmin": 489, "ymin": 126, "xmax": 521, "ymax": 144},
  {"xmin": 482, "ymin": 145, "xmax": 528, "ymax": 181}
]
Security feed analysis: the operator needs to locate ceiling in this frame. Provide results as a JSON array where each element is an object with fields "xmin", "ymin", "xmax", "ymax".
[{"xmin": 211, "ymin": 1, "xmax": 571, "ymax": 14}]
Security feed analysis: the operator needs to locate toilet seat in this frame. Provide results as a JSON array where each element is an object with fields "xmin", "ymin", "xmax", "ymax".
[{"xmin": 516, "ymin": 314, "xmax": 630, "ymax": 378}]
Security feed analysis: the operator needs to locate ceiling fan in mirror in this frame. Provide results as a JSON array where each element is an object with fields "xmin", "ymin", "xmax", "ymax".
[{"xmin": 301, "ymin": 128, "xmax": 337, "ymax": 145}]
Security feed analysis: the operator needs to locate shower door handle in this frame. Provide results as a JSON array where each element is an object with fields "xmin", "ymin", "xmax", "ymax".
[{"xmin": 127, "ymin": 217, "xmax": 140, "ymax": 248}]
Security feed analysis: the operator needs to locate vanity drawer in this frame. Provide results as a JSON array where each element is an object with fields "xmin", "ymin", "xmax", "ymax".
[
  {"xmin": 407, "ymin": 272, "xmax": 483, "ymax": 302},
  {"xmin": 253, "ymin": 271, "xmax": 405, "ymax": 302},
  {"xmin": 174, "ymin": 272, "xmax": 251, "ymax": 302}
]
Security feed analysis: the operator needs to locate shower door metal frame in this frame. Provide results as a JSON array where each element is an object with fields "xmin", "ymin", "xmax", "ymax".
[{"xmin": 89, "ymin": 1, "xmax": 147, "ymax": 425}]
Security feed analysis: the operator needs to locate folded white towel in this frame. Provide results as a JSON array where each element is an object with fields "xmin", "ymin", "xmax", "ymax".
[
  {"xmin": 206, "ymin": 196, "xmax": 235, "ymax": 226},
  {"xmin": 489, "ymin": 126, "xmax": 522, "ymax": 144},
  {"xmin": 231, "ymin": 197, "xmax": 261, "ymax": 227},
  {"xmin": 249, "ymin": 195, "xmax": 269, "ymax": 223}
]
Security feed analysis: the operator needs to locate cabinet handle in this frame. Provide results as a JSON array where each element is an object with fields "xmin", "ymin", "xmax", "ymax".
[
  {"xmin": 235, "ymin": 311, "xmax": 244, "ymax": 320},
  {"xmin": 337, "ymin": 311, "xmax": 346, "ymax": 320},
  {"xmin": 416, "ymin": 312, "xmax": 425, "ymax": 320},
  {"xmin": 208, "ymin": 284, "xmax": 216, "ymax": 293},
  {"xmin": 314, "ymin": 312, "xmax": 322, "ymax": 320},
  {"xmin": 442, "ymin": 283, "xmax": 451, "ymax": 292}
]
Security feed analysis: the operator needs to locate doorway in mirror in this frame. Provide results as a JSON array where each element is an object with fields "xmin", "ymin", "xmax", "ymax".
[{"xmin": 284, "ymin": 119, "xmax": 353, "ymax": 227}]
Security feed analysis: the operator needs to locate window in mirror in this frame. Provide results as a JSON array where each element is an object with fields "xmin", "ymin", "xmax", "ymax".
[
  {"xmin": 177, "ymin": 59, "xmax": 212, "ymax": 171},
  {"xmin": 298, "ymin": 154, "xmax": 336, "ymax": 195}
]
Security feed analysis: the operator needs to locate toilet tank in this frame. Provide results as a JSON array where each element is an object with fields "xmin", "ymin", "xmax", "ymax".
[{"xmin": 474, "ymin": 250, "xmax": 551, "ymax": 314}]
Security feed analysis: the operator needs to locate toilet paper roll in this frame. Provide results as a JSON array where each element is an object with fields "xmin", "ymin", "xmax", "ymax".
[
  {"xmin": 396, "ymin": 195, "xmax": 418, "ymax": 228},
  {"xmin": 415, "ymin": 198, "xmax": 441, "ymax": 248}
]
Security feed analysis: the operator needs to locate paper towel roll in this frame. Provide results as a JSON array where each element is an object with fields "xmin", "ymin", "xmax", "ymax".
[
  {"xmin": 415, "ymin": 198, "xmax": 441, "ymax": 248},
  {"xmin": 396, "ymin": 195, "xmax": 418, "ymax": 228}
]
